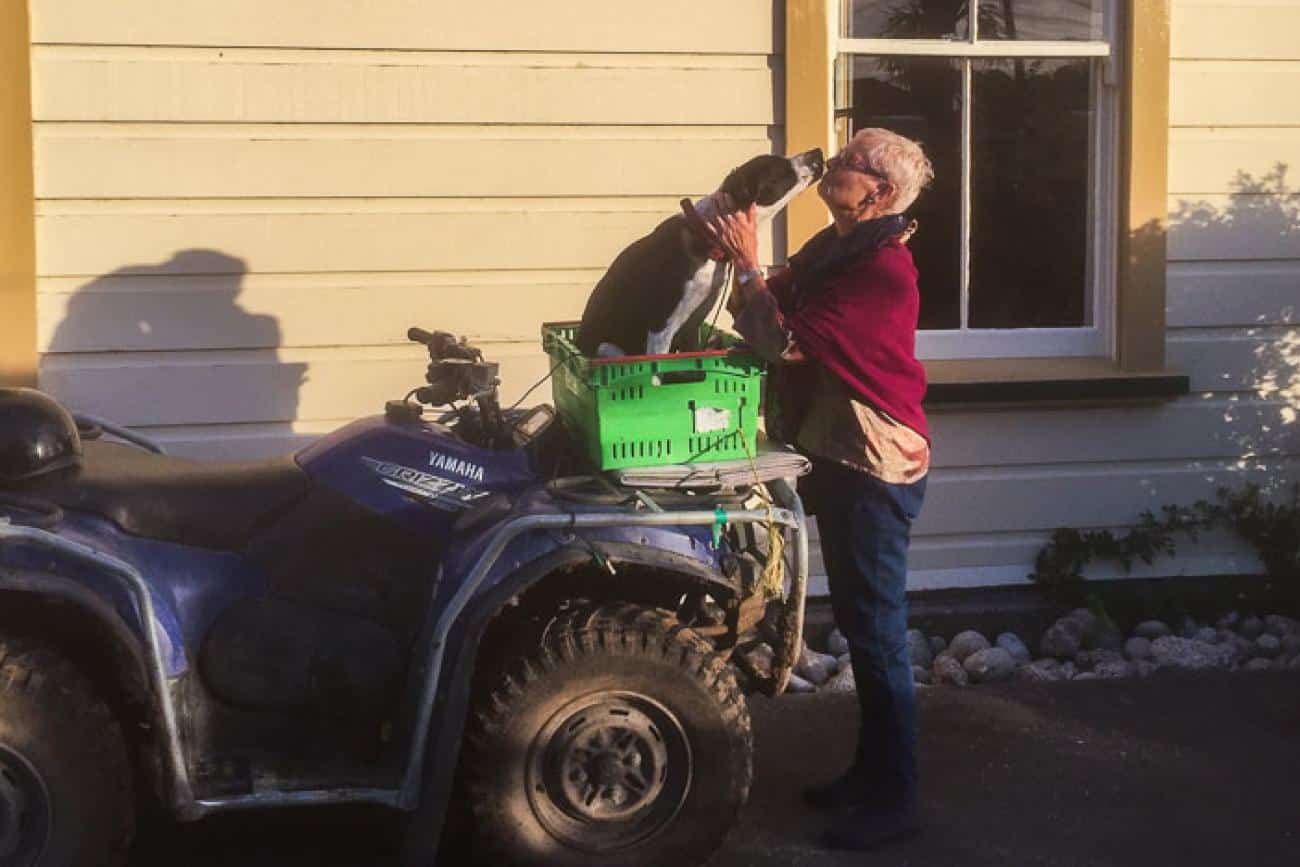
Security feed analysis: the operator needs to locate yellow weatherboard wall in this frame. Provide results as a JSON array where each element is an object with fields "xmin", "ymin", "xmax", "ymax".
[
  {"xmin": 29, "ymin": 0, "xmax": 780, "ymax": 457},
  {"xmin": 1, "ymin": 0, "xmax": 36, "ymax": 386}
]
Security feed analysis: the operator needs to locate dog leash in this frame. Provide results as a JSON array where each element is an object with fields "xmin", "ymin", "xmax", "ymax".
[{"xmin": 679, "ymin": 197, "xmax": 728, "ymax": 261}]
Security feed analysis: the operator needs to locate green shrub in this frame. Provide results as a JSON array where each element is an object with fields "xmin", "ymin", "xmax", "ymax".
[{"xmin": 1030, "ymin": 483, "xmax": 1300, "ymax": 602}]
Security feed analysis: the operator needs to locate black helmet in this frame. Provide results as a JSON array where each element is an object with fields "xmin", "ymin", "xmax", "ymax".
[{"xmin": 0, "ymin": 388, "xmax": 82, "ymax": 484}]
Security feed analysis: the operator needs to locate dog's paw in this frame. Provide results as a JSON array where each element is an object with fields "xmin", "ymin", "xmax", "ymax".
[{"xmin": 596, "ymin": 342, "xmax": 627, "ymax": 357}]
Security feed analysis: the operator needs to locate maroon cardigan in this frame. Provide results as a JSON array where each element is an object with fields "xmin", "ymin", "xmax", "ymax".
[{"xmin": 734, "ymin": 230, "xmax": 929, "ymax": 442}]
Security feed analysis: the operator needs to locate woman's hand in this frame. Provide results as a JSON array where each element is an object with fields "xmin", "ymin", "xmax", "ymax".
[{"xmin": 707, "ymin": 202, "xmax": 760, "ymax": 272}]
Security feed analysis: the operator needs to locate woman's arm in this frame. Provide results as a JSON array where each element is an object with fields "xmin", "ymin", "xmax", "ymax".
[{"xmin": 707, "ymin": 206, "xmax": 804, "ymax": 362}]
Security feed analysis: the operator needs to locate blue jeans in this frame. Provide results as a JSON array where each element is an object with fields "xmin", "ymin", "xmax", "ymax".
[{"xmin": 805, "ymin": 458, "xmax": 927, "ymax": 802}]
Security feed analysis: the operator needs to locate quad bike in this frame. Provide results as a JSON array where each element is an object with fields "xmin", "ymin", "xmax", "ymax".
[{"xmin": 0, "ymin": 327, "xmax": 808, "ymax": 867}]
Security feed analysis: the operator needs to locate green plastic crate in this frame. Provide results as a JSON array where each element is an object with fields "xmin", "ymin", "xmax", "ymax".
[{"xmin": 541, "ymin": 321, "xmax": 764, "ymax": 470}]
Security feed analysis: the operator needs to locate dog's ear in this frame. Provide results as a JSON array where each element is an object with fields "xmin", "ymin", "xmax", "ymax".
[
  {"xmin": 721, "ymin": 155, "xmax": 800, "ymax": 211},
  {"xmin": 720, "ymin": 167, "xmax": 758, "ymax": 211}
]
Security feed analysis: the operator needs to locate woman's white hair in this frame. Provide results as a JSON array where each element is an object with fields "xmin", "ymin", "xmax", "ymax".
[{"xmin": 844, "ymin": 128, "xmax": 934, "ymax": 214}]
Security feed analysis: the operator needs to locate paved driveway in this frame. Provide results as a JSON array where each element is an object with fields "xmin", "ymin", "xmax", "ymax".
[{"xmin": 131, "ymin": 671, "xmax": 1300, "ymax": 866}]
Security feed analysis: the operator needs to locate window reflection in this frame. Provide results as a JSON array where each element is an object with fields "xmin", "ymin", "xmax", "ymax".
[
  {"xmin": 844, "ymin": 0, "xmax": 967, "ymax": 40},
  {"xmin": 977, "ymin": 0, "xmax": 1104, "ymax": 40},
  {"xmin": 847, "ymin": 56, "xmax": 962, "ymax": 329},
  {"xmin": 845, "ymin": 0, "xmax": 1105, "ymax": 41},
  {"xmin": 969, "ymin": 58, "xmax": 1092, "ymax": 328}
]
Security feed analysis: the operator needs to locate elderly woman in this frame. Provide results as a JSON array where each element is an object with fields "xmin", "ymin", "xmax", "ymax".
[{"xmin": 709, "ymin": 128, "xmax": 934, "ymax": 851}]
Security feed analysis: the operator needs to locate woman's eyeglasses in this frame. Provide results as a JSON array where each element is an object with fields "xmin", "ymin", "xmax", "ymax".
[{"xmin": 826, "ymin": 154, "xmax": 889, "ymax": 182}]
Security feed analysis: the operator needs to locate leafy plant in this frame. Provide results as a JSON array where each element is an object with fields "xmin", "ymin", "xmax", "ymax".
[{"xmin": 1030, "ymin": 483, "xmax": 1300, "ymax": 602}]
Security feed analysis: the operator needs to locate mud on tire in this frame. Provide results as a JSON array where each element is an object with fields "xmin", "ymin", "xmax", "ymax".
[
  {"xmin": 463, "ymin": 603, "xmax": 752, "ymax": 867},
  {"xmin": 0, "ymin": 633, "xmax": 134, "ymax": 867}
]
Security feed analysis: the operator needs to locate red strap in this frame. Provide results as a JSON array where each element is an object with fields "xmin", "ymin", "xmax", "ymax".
[{"xmin": 679, "ymin": 197, "xmax": 728, "ymax": 261}]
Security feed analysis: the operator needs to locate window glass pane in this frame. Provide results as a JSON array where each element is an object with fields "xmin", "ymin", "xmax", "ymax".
[
  {"xmin": 844, "ymin": 0, "xmax": 967, "ymax": 40},
  {"xmin": 976, "ymin": 0, "xmax": 1104, "ymax": 41},
  {"xmin": 969, "ymin": 58, "xmax": 1093, "ymax": 328},
  {"xmin": 847, "ymin": 56, "xmax": 962, "ymax": 330}
]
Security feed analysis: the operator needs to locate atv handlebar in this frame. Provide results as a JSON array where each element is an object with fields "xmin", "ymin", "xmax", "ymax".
[
  {"xmin": 407, "ymin": 328, "xmax": 482, "ymax": 362},
  {"xmin": 406, "ymin": 327, "xmax": 511, "ymax": 448}
]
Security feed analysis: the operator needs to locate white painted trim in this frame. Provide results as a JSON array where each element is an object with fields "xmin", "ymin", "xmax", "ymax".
[
  {"xmin": 837, "ymin": 38, "xmax": 1111, "ymax": 58},
  {"xmin": 917, "ymin": 327, "xmax": 1106, "ymax": 359}
]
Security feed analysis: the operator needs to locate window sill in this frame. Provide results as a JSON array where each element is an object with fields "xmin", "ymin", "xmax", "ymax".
[{"xmin": 923, "ymin": 357, "xmax": 1189, "ymax": 407}]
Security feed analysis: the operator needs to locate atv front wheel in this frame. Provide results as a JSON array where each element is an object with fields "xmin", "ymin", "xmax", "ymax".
[
  {"xmin": 0, "ymin": 633, "xmax": 134, "ymax": 867},
  {"xmin": 464, "ymin": 603, "xmax": 752, "ymax": 867}
]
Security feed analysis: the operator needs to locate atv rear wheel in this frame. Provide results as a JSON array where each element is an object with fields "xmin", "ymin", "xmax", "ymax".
[
  {"xmin": 464, "ymin": 603, "xmax": 752, "ymax": 867},
  {"xmin": 0, "ymin": 633, "xmax": 134, "ymax": 867}
]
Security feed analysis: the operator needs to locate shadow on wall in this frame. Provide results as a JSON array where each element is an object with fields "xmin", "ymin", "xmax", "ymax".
[
  {"xmin": 44, "ymin": 249, "xmax": 306, "ymax": 458},
  {"xmin": 1167, "ymin": 164, "xmax": 1300, "ymax": 494}
]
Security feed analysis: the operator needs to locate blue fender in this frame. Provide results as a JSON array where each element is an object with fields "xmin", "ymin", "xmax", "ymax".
[
  {"xmin": 0, "ymin": 512, "xmax": 262, "ymax": 679},
  {"xmin": 404, "ymin": 489, "xmax": 740, "ymax": 855}
]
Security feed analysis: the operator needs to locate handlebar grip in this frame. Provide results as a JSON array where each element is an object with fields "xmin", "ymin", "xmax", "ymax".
[{"xmin": 408, "ymin": 327, "xmax": 437, "ymax": 345}]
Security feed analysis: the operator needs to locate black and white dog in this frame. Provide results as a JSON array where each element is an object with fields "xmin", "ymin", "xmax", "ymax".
[{"xmin": 576, "ymin": 149, "xmax": 825, "ymax": 357}]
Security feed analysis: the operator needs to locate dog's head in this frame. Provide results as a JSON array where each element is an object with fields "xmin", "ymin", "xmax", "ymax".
[{"xmin": 719, "ymin": 148, "xmax": 825, "ymax": 221}]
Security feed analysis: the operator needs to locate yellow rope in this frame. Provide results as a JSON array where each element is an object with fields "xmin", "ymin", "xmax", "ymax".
[{"xmin": 738, "ymin": 427, "xmax": 786, "ymax": 599}]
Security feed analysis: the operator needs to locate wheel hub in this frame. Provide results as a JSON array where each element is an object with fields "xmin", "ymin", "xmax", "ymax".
[
  {"xmin": 527, "ymin": 692, "xmax": 693, "ymax": 852},
  {"xmin": 0, "ymin": 745, "xmax": 51, "ymax": 865}
]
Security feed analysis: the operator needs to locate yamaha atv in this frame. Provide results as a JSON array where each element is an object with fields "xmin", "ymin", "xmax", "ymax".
[{"xmin": 0, "ymin": 328, "xmax": 808, "ymax": 867}]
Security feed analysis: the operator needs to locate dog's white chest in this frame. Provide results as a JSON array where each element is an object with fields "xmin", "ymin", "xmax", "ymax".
[{"xmin": 646, "ymin": 260, "xmax": 725, "ymax": 354}]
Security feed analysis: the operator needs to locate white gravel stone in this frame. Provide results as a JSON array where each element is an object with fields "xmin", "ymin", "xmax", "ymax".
[
  {"xmin": 1040, "ymin": 619, "xmax": 1084, "ymax": 659},
  {"xmin": 1264, "ymin": 614, "xmax": 1298, "ymax": 636},
  {"xmin": 786, "ymin": 672, "xmax": 817, "ymax": 693},
  {"xmin": 827, "ymin": 628, "xmax": 850, "ymax": 657},
  {"xmin": 1073, "ymin": 671, "xmax": 1100, "ymax": 681},
  {"xmin": 1151, "ymin": 636, "xmax": 1234, "ymax": 671},
  {"xmin": 1134, "ymin": 620, "xmax": 1172, "ymax": 640},
  {"xmin": 963, "ymin": 647, "xmax": 1017, "ymax": 683},
  {"xmin": 1084, "ymin": 617, "xmax": 1125, "ymax": 652},
  {"xmin": 906, "ymin": 629, "xmax": 933, "ymax": 669},
  {"xmin": 933, "ymin": 654, "xmax": 969, "ymax": 687},
  {"xmin": 796, "ymin": 645, "xmax": 838, "ymax": 686},
  {"xmin": 1228, "ymin": 633, "xmax": 1257, "ymax": 660},
  {"xmin": 823, "ymin": 665, "xmax": 857, "ymax": 694},
  {"xmin": 1124, "ymin": 636, "xmax": 1153, "ymax": 661},
  {"xmin": 929, "ymin": 636, "xmax": 948, "ymax": 657},
  {"xmin": 1018, "ymin": 659, "xmax": 1065, "ymax": 682},
  {"xmin": 1068, "ymin": 608, "xmax": 1098, "ymax": 635},
  {"xmin": 996, "ymin": 632, "xmax": 1032, "ymax": 664},
  {"xmin": 948, "ymin": 630, "xmax": 991, "ymax": 663},
  {"xmin": 1060, "ymin": 661, "xmax": 1077, "ymax": 680},
  {"xmin": 1093, "ymin": 659, "xmax": 1132, "ymax": 679},
  {"xmin": 1133, "ymin": 660, "xmax": 1158, "ymax": 678},
  {"xmin": 837, "ymin": 653, "xmax": 852, "ymax": 672},
  {"xmin": 1193, "ymin": 626, "xmax": 1219, "ymax": 645},
  {"xmin": 912, "ymin": 665, "xmax": 932, "ymax": 685},
  {"xmin": 1243, "ymin": 658, "xmax": 1273, "ymax": 672},
  {"xmin": 1255, "ymin": 634, "xmax": 1282, "ymax": 659},
  {"xmin": 1238, "ymin": 616, "xmax": 1265, "ymax": 640}
]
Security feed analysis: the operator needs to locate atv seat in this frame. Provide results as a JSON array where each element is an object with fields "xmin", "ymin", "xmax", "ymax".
[{"xmin": 9, "ymin": 440, "xmax": 311, "ymax": 551}]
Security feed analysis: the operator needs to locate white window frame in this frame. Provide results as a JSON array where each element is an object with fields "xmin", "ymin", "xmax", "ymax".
[{"xmin": 834, "ymin": 0, "xmax": 1121, "ymax": 361}]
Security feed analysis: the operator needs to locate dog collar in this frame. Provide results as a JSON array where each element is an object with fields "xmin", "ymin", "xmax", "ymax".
[{"xmin": 679, "ymin": 197, "xmax": 728, "ymax": 261}]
